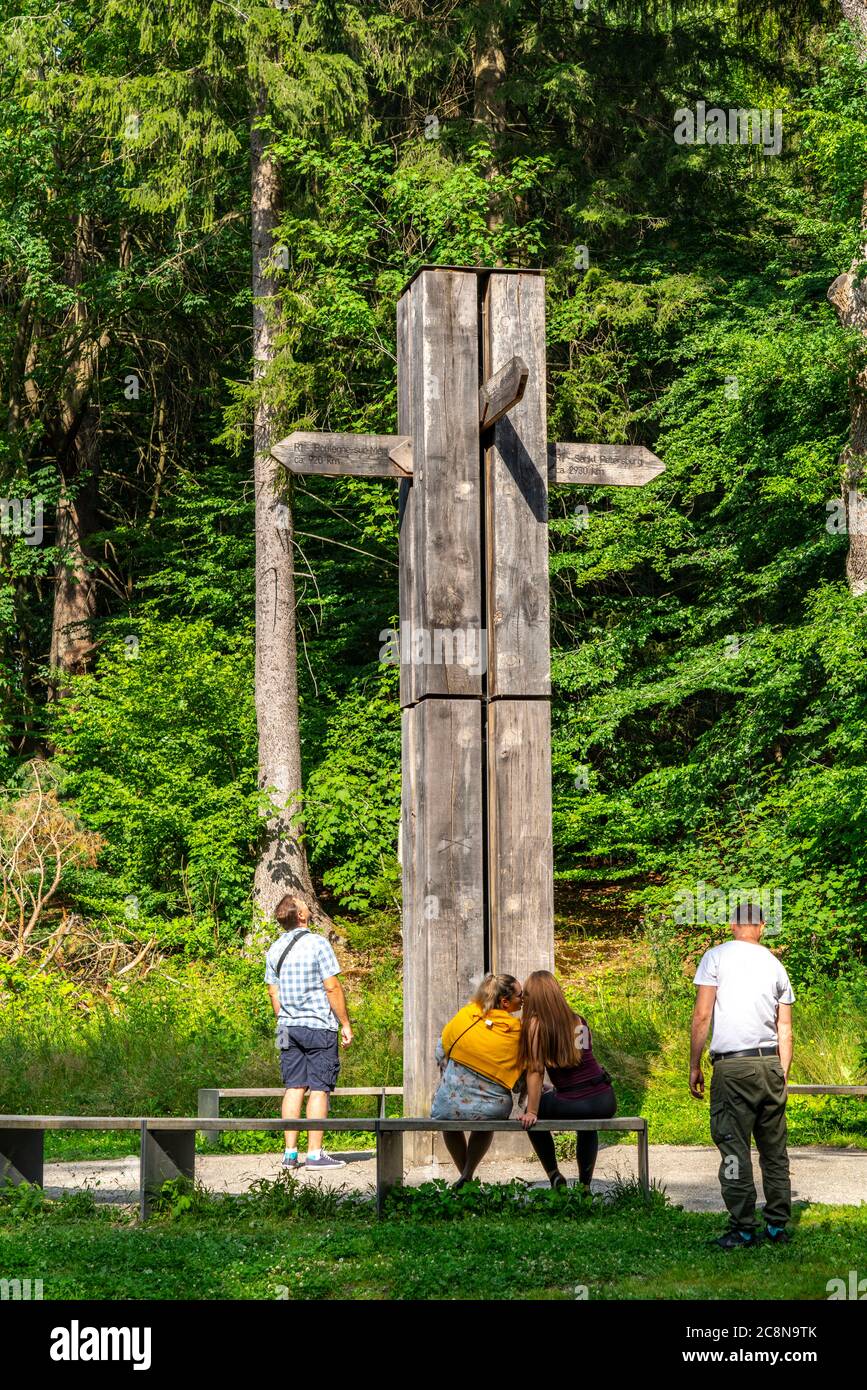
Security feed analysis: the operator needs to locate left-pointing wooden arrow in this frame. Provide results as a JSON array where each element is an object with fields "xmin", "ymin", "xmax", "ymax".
[{"xmin": 272, "ymin": 432, "xmax": 414, "ymax": 478}]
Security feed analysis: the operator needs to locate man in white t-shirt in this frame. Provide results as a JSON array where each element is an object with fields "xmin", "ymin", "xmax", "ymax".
[{"xmin": 690, "ymin": 901, "xmax": 795, "ymax": 1249}]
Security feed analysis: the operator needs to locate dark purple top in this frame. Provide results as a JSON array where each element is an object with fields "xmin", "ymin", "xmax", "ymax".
[{"xmin": 547, "ymin": 1018, "xmax": 611, "ymax": 1100}]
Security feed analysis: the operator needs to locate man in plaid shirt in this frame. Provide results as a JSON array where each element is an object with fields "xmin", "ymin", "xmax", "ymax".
[{"xmin": 265, "ymin": 894, "xmax": 353, "ymax": 1169}]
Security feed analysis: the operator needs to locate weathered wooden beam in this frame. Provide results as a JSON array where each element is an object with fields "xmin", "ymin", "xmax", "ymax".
[
  {"xmin": 484, "ymin": 275, "xmax": 550, "ymax": 697},
  {"xmin": 479, "ymin": 354, "xmax": 529, "ymax": 430},
  {"xmin": 548, "ymin": 442, "xmax": 664, "ymax": 487},
  {"xmin": 139, "ymin": 1121, "xmax": 196, "ymax": 1220},
  {"xmin": 401, "ymin": 699, "xmax": 485, "ymax": 1166},
  {"xmin": 198, "ymin": 1087, "xmax": 220, "ymax": 1149},
  {"xmin": 397, "ymin": 288, "xmax": 417, "ymax": 708},
  {"xmin": 399, "ymin": 267, "xmax": 483, "ymax": 701},
  {"xmin": 272, "ymin": 431, "xmax": 413, "ymax": 478},
  {"xmin": 377, "ymin": 1116, "xmax": 647, "ymax": 1131},
  {"xmin": 376, "ymin": 1128, "xmax": 404, "ymax": 1216},
  {"xmin": 487, "ymin": 699, "xmax": 554, "ymax": 982}
]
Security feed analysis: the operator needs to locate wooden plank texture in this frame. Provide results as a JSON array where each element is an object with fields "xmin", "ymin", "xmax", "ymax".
[
  {"xmin": 397, "ymin": 289, "xmax": 418, "ymax": 707},
  {"xmin": 144, "ymin": 1117, "xmax": 377, "ymax": 1131},
  {"xmin": 786, "ymin": 1085, "xmax": 867, "ymax": 1096},
  {"xmin": 404, "ymin": 268, "xmax": 483, "ymax": 699},
  {"xmin": 272, "ymin": 431, "xmax": 412, "ymax": 478},
  {"xmin": 401, "ymin": 699, "xmax": 485, "ymax": 1165},
  {"xmin": 485, "ymin": 274, "xmax": 550, "ymax": 696},
  {"xmin": 376, "ymin": 1129, "xmax": 404, "ymax": 1216},
  {"xmin": 0, "ymin": 1113, "xmax": 647, "ymax": 1133},
  {"xmin": 548, "ymin": 442, "xmax": 664, "ymax": 487},
  {"xmin": 215, "ymin": 1087, "xmax": 403, "ymax": 1098},
  {"xmin": 140, "ymin": 1123, "xmax": 196, "ymax": 1220},
  {"xmin": 377, "ymin": 1117, "xmax": 646, "ymax": 1131},
  {"xmin": 487, "ymin": 699, "xmax": 555, "ymax": 982},
  {"xmin": 0, "ymin": 1116, "xmax": 143, "ymax": 1129}
]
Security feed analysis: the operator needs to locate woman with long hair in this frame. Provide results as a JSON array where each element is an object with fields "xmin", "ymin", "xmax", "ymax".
[
  {"xmin": 431, "ymin": 972, "xmax": 524, "ymax": 1187},
  {"xmin": 518, "ymin": 970, "xmax": 616, "ymax": 1189}
]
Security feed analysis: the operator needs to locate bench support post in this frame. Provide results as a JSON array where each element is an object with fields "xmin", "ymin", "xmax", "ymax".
[
  {"xmin": 140, "ymin": 1123, "xmax": 197, "ymax": 1220},
  {"xmin": 0, "ymin": 1128, "xmax": 44, "ymax": 1188},
  {"xmin": 376, "ymin": 1128, "xmax": 404, "ymax": 1217},
  {"xmin": 637, "ymin": 1121, "xmax": 650, "ymax": 1198},
  {"xmin": 198, "ymin": 1088, "xmax": 221, "ymax": 1148}
]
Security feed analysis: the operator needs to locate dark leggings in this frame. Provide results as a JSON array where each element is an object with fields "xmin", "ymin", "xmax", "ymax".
[{"xmin": 527, "ymin": 1086, "xmax": 617, "ymax": 1185}]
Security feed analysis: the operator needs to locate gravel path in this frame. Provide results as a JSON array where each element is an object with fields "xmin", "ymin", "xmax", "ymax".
[{"xmin": 41, "ymin": 1144, "xmax": 867, "ymax": 1211}]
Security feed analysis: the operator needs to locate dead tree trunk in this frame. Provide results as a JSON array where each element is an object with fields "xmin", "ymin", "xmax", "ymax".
[
  {"xmin": 828, "ymin": 1, "xmax": 867, "ymax": 595},
  {"xmin": 49, "ymin": 215, "xmax": 106, "ymax": 690},
  {"xmin": 472, "ymin": 18, "xmax": 507, "ymax": 236},
  {"xmin": 250, "ymin": 93, "xmax": 331, "ymax": 935},
  {"xmin": 49, "ymin": 459, "xmax": 100, "ymax": 681}
]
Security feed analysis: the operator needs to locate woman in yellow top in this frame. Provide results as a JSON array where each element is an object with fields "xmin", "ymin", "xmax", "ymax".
[{"xmin": 431, "ymin": 972, "xmax": 523, "ymax": 1187}]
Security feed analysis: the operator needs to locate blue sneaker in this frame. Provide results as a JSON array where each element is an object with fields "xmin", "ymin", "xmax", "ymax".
[
  {"xmin": 764, "ymin": 1224, "xmax": 792, "ymax": 1245},
  {"xmin": 305, "ymin": 1152, "xmax": 346, "ymax": 1170},
  {"xmin": 282, "ymin": 1150, "xmax": 299, "ymax": 1170}
]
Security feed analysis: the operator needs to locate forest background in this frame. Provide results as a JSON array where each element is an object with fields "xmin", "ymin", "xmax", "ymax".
[{"xmin": 1, "ymin": 0, "xmax": 866, "ymax": 1154}]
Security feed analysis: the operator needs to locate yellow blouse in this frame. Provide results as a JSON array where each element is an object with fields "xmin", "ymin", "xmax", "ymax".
[{"xmin": 440, "ymin": 1002, "xmax": 523, "ymax": 1090}]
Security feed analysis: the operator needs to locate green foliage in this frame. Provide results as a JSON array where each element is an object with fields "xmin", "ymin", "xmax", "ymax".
[
  {"xmin": 305, "ymin": 666, "xmax": 401, "ymax": 910},
  {"xmin": 1, "ymin": 1, "xmax": 866, "ymax": 966},
  {"xmin": 48, "ymin": 618, "xmax": 261, "ymax": 934}
]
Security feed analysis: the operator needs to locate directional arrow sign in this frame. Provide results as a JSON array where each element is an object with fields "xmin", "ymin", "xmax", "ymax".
[
  {"xmin": 272, "ymin": 431, "xmax": 414, "ymax": 479},
  {"xmin": 547, "ymin": 442, "xmax": 664, "ymax": 487},
  {"xmin": 479, "ymin": 354, "xmax": 529, "ymax": 429}
]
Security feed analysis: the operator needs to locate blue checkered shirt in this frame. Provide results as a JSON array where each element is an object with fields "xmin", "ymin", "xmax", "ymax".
[{"xmin": 264, "ymin": 930, "xmax": 341, "ymax": 1031}]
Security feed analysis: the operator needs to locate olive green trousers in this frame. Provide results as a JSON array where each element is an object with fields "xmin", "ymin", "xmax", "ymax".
[{"xmin": 709, "ymin": 1054, "xmax": 791, "ymax": 1231}]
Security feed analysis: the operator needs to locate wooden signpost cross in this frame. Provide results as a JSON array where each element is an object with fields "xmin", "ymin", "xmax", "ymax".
[{"xmin": 272, "ymin": 267, "xmax": 663, "ymax": 1162}]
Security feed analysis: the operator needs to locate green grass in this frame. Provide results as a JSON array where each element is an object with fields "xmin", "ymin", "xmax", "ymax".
[{"xmin": 0, "ymin": 1179, "xmax": 863, "ymax": 1300}]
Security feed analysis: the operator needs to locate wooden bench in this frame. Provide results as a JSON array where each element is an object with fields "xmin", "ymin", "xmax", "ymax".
[
  {"xmin": 196, "ymin": 1086, "xmax": 404, "ymax": 1146},
  {"xmin": 786, "ymin": 1085, "xmax": 867, "ymax": 1097},
  {"xmin": 0, "ymin": 1114, "xmax": 649, "ymax": 1219}
]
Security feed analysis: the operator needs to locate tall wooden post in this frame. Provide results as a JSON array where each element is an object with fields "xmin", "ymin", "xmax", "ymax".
[
  {"xmin": 398, "ymin": 268, "xmax": 552, "ymax": 1161},
  {"xmin": 483, "ymin": 272, "xmax": 554, "ymax": 985},
  {"xmin": 398, "ymin": 270, "xmax": 486, "ymax": 1162}
]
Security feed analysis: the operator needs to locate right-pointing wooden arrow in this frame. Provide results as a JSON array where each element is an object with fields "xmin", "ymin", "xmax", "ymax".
[{"xmin": 548, "ymin": 442, "xmax": 664, "ymax": 487}]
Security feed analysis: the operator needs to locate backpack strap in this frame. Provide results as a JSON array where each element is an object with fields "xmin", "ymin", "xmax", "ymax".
[{"xmin": 273, "ymin": 928, "xmax": 311, "ymax": 981}]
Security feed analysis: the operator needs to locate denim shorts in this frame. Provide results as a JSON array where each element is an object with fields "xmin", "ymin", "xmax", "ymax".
[{"xmin": 278, "ymin": 1026, "xmax": 340, "ymax": 1092}]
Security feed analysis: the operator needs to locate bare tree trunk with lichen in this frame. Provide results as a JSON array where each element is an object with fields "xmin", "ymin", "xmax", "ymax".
[
  {"xmin": 828, "ymin": 1, "xmax": 867, "ymax": 595},
  {"xmin": 472, "ymin": 19, "xmax": 507, "ymax": 237},
  {"xmin": 250, "ymin": 92, "xmax": 337, "ymax": 941}
]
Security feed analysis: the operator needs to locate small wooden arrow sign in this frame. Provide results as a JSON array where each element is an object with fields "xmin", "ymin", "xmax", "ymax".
[
  {"xmin": 272, "ymin": 431, "xmax": 414, "ymax": 479},
  {"xmin": 548, "ymin": 442, "xmax": 664, "ymax": 487},
  {"xmin": 479, "ymin": 355, "xmax": 529, "ymax": 430}
]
